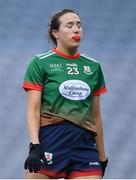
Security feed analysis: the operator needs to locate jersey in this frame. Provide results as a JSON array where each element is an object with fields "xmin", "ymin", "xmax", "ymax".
[{"xmin": 22, "ymin": 48, "xmax": 107, "ymax": 134}]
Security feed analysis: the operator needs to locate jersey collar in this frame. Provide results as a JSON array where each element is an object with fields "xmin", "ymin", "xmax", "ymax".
[{"xmin": 52, "ymin": 48, "xmax": 80, "ymax": 59}]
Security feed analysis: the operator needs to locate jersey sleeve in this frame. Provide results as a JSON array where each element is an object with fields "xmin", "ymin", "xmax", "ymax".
[
  {"xmin": 22, "ymin": 57, "xmax": 45, "ymax": 91},
  {"xmin": 93, "ymin": 64, "xmax": 107, "ymax": 96}
]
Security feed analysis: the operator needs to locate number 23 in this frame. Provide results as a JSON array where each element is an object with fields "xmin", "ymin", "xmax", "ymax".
[{"xmin": 67, "ymin": 67, "xmax": 79, "ymax": 74}]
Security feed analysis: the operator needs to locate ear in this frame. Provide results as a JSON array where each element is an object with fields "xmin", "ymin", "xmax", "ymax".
[{"xmin": 52, "ymin": 29, "xmax": 59, "ymax": 39}]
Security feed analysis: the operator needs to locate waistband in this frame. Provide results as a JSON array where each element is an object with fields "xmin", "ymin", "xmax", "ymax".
[{"xmin": 40, "ymin": 115, "xmax": 97, "ymax": 137}]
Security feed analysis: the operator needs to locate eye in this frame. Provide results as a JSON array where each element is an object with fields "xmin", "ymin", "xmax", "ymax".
[
  {"xmin": 66, "ymin": 22, "xmax": 82, "ymax": 29},
  {"xmin": 77, "ymin": 22, "xmax": 82, "ymax": 28},
  {"xmin": 66, "ymin": 23, "xmax": 73, "ymax": 28}
]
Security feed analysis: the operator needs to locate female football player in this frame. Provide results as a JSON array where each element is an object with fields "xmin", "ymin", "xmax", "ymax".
[{"xmin": 23, "ymin": 9, "xmax": 108, "ymax": 179}]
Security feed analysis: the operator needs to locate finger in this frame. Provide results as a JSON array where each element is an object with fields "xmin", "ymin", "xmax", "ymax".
[
  {"xmin": 28, "ymin": 163, "xmax": 33, "ymax": 173},
  {"xmin": 24, "ymin": 161, "xmax": 28, "ymax": 170},
  {"xmin": 36, "ymin": 160, "xmax": 43, "ymax": 170},
  {"xmin": 25, "ymin": 169, "xmax": 29, "ymax": 173},
  {"xmin": 33, "ymin": 164, "xmax": 38, "ymax": 173},
  {"xmin": 41, "ymin": 156, "xmax": 47, "ymax": 164},
  {"xmin": 40, "ymin": 159, "xmax": 44, "ymax": 164}
]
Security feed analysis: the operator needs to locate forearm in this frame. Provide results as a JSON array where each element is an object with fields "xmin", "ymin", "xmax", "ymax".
[
  {"xmin": 27, "ymin": 115, "xmax": 40, "ymax": 144},
  {"xmin": 26, "ymin": 90, "xmax": 42, "ymax": 144}
]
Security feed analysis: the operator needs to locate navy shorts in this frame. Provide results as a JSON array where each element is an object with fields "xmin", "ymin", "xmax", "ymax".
[{"xmin": 38, "ymin": 121, "xmax": 102, "ymax": 178}]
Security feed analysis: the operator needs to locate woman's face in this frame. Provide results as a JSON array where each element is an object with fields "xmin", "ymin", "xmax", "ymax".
[{"xmin": 53, "ymin": 13, "xmax": 83, "ymax": 49}]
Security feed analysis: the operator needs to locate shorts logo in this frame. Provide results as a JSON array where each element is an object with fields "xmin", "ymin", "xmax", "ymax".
[
  {"xmin": 59, "ymin": 80, "xmax": 91, "ymax": 100},
  {"xmin": 44, "ymin": 152, "xmax": 53, "ymax": 164},
  {"xmin": 89, "ymin": 162, "xmax": 100, "ymax": 166}
]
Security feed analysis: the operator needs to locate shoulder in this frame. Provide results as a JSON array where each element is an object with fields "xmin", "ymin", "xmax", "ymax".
[
  {"xmin": 80, "ymin": 53, "xmax": 100, "ymax": 65},
  {"xmin": 29, "ymin": 50, "xmax": 56, "ymax": 67},
  {"xmin": 35, "ymin": 50, "xmax": 56, "ymax": 60}
]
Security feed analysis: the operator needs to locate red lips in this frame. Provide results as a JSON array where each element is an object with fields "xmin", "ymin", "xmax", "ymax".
[{"xmin": 72, "ymin": 36, "xmax": 81, "ymax": 41}]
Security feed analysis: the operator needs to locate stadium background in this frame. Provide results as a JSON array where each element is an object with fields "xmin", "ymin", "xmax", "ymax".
[{"xmin": 0, "ymin": 0, "xmax": 136, "ymax": 178}]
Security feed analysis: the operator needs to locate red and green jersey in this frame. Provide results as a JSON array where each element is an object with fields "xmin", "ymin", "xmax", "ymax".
[{"xmin": 23, "ymin": 49, "xmax": 107, "ymax": 133}]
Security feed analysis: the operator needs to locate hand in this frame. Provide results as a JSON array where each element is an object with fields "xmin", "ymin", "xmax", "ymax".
[
  {"xmin": 24, "ymin": 143, "xmax": 46, "ymax": 173},
  {"xmin": 101, "ymin": 158, "xmax": 108, "ymax": 177}
]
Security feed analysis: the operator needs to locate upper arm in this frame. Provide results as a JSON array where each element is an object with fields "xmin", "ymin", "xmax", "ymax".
[
  {"xmin": 22, "ymin": 57, "xmax": 45, "ymax": 91},
  {"xmin": 27, "ymin": 90, "xmax": 42, "ymax": 116},
  {"xmin": 92, "ymin": 96, "xmax": 101, "ymax": 121}
]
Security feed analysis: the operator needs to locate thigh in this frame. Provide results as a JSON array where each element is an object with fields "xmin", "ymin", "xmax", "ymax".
[
  {"xmin": 68, "ymin": 131, "xmax": 102, "ymax": 179},
  {"xmin": 38, "ymin": 123, "xmax": 74, "ymax": 178},
  {"xmin": 73, "ymin": 175, "xmax": 101, "ymax": 179},
  {"xmin": 68, "ymin": 150, "xmax": 102, "ymax": 179},
  {"xmin": 24, "ymin": 172, "xmax": 50, "ymax": 179}
]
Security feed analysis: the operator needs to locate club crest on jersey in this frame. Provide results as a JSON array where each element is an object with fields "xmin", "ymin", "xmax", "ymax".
[
  {"xmin": 44, "ymin": 152, "xmax": 53, "ymax": 164},
  {"xmin": 83, "ymin": 66, "xmax": 93, "ymax": 75}
]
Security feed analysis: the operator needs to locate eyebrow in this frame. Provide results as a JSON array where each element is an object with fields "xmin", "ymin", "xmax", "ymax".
[{"xmin": 66, "ymin": 21, "xmax": 81, "ymax": 25}]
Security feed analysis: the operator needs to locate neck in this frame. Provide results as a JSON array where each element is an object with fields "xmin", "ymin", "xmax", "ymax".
[{"xmin": 56, "ymin": 45, "xmax": 79, "ymax": 56}]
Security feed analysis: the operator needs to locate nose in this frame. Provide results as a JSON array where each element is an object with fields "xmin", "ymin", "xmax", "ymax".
[{"xmin": 73, "ymin": 25, "xmax": 80, "ymax": 33}]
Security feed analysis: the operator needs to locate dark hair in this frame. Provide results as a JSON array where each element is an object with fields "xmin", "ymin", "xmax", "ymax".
[{"xmin": 48, "ymin": 9, "xmax": 79, "ymax": 46}]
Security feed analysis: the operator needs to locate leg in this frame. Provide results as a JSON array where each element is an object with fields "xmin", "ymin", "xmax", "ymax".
[
  {"xmin": 24, "ymin": 172, "xmax": 51, "ymax": 179},
  {"xmin": 68, "ymin": 129, "xmax": 103, "ymax": 179},
  {"xmin": 72, "ymin": 175, "xmax": 101, "ymax": 179}
]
